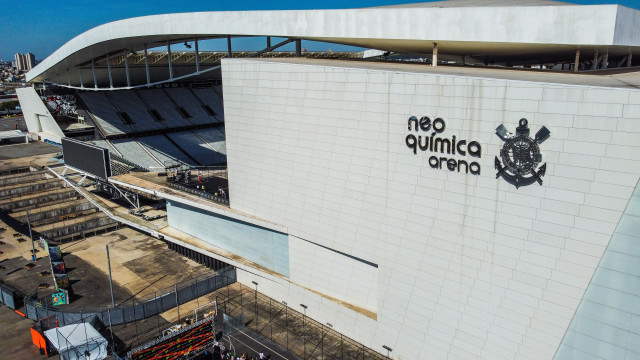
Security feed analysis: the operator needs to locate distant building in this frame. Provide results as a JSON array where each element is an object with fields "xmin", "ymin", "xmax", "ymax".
[{"xmin": 14, "ymin": 53, "xmax": 35, "ymax": 72}]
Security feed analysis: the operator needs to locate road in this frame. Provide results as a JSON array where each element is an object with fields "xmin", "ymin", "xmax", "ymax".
[{"xmin": 0, "ymin": 116, "xmax": 26, "ymax": 131}]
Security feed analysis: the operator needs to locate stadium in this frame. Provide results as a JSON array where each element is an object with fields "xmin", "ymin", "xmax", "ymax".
[{"xmin": 13, "ymin": 0, "xmax": 640, "ymax": 359}]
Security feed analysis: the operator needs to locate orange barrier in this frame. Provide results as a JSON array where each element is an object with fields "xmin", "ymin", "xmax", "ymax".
[
  {"xmin": 14, "ymin": 310, "xmax": 26, "ymax": 317},
  {"xmin": 30, "ymin": 327, "xmax": 47, "ymax": 356}
]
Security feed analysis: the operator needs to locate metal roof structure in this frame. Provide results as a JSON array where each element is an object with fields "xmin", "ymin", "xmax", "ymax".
[{"xmin": 27, "ymin": 0, "xmax": 640, "ymax": 89}]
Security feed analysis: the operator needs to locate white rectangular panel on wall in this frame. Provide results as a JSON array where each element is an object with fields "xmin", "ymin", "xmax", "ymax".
[{"xmin": 166, "ymin": 200, "xmax": 289, "ymax": 277}]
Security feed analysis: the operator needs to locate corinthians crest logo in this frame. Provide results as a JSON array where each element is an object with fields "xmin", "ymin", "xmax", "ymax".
[{"xmin": 495, "ymin": 118, "xmax": 550, "ymax": 188}]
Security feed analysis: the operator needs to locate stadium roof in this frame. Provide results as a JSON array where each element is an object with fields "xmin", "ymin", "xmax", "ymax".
[{"xmin": 27, "ymin": 0, "xmax": 640, "ymax": 88}]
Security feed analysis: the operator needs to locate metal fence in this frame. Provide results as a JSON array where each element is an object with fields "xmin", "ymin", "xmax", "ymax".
[
  {"xmin": 220, "ymin": 283, "xmax": 387, "ymax": 360},
  {"xmin": 26, "ymin": 267, "xmax": 236, "ymax": 329}
]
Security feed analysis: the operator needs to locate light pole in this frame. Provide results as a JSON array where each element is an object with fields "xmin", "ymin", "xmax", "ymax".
[
  {"xmin": 300, "ymin": 303, "xmax": 308, "ymax": 359},
  {"xmin": 383, "ymin": 345, "xmax": 393, "ymax": 359},
  {"xmin": 26, "ymin": 210, "xmax": 36, "ymax": 261},
  {"xmin": 106, "ymin": 245, "xmax": 115, "ymax": 308},
  {"xmin": 324, "ymin": 322, "xmax": 333, "ymax": 360},
  {"xmin": 252, "ymin": 281, "xmax": 258, "ymax": 330},
  {"xmin": 282, "ymin": 301, "xmax": 288, "ymax": 350}
]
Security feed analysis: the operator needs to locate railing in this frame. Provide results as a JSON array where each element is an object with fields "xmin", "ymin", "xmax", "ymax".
[{"xmin": 165, "ymin": 181, "xmax": 229, "ymax": 206}]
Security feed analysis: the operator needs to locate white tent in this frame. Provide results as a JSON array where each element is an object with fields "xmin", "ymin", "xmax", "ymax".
[{"xmin": 44, "ymin": 323, "xmax": 108, "ymax": 360}]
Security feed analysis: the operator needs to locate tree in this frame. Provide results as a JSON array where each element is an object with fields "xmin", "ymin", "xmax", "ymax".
[{"xmin": 0, "ymin": 100, "xmax": 19, "ymax": 111}]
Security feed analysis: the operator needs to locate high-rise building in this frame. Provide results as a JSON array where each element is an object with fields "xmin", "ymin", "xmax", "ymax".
[{"xmin": 14, "ymin": 53, "xmax": 35, "ymax": 71}]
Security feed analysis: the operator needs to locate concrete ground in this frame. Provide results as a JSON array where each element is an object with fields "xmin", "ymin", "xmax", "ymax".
[
  {"xmin": 0, "ymin": 142, "xmax": 60, "ymax": 160},
  {"xmin": 0, "ymin": 224, "xmax": 216, "ymax": 311},
  {"xmin": 0, "ymin": 115, "xmax": 27, "ymax": 133},
  {"xmin": 0, "ymin": 305, "xmax": 43, "ymax": 360}
]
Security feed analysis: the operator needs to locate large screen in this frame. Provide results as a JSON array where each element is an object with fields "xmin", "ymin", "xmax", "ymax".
[{"xmin": 61, "ymin": 138, "xmax": 111, "ymax": 180}]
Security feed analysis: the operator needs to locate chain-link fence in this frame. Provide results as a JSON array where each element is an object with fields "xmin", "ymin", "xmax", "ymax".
[
  {"xmin": 26, "ymin": 267, "xmax": 236, "ymax": 328},
  {"xmin": 219, "ymin": 283, "xmax": 387, "ymax": 360}
]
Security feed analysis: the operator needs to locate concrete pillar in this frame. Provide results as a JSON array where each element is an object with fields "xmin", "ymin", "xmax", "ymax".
[
  {"xmin": 628, "ymin": 52, "xmax": 633, "ymax": 67},
  {"xmin": 67, "ymin": 71, "xmax": 71, "ymax": 87},
  {"xmin": 574, "ymin": 49, "xmax": 580, "ymax": 72},
  {"xmin": 144, "ymin": 44, "xmax": 151, "ymax": 86},
  {"xmin": 167, "ymin": 41, "xmax": 173, "ymax": 80},
  {"xmin": 227, "ymin": 36, "xmax": 232, "ymax": 57},
  {"xmin": 107, "ymin": 55, "xmax": 113, "ymax": 88},
  {"xmin": 432, "ymin": 43, "xmax": 438, "ymax": 67},
  {"xmin": 79, "ymin": 69, "xmax": 84, "ymax": 88},
  {"xmin": 124, "ymin": 50, "xmax": 131, "ymax": 87},
  {"xmin": 296, "ymin": 39, "xmax": 302, "ymax": 57},
  {"xmin": 593, "ymin": 50, "xmax": 599, "ymax": 70},
  {"xmin": 92, "ymin": 59, "xmax": 97, "ymax": 88},
  {"xmin": 195, "ymin": 36, "xmax": 200, "ymax": 73},
  {"xmin": 603, "ymin": 51, "xmax": 609, "ymax": 69}
]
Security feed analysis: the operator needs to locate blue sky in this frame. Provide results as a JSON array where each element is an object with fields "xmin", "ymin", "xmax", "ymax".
[{"xmin": 1, "ymin": 0, "xmax": 639, "ymax": 61}]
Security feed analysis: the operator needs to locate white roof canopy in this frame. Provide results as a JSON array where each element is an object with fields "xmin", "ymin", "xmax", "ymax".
[
  {"xmin": 27, "ymin": 1, "xmax": 640, "ymax": 87},
  {"xmin": 44, "ymin": 323, "xmax": 108, "ymax": 360}
]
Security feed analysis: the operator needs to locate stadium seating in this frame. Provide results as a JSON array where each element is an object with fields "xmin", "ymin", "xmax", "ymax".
[
  {"xmin": 166, "ymin": 131, "xmax": 226, "ymax": 165},
  {"xmin": 164, "ymin": 88, "xmax": 216, "ymax": 125},
  {"xmin": 136, "ymin": 89, "xmax": 193, "ymax": 129},
  {"xmin": 78, "ymin": 92, "xmax": 134, "ymax": 136},
  {"xmin": 192, "ymin": 88, "xmax": 224, "ymax": 123},
  {"xmin": 136, "ymin": 135, "xmax": 196, "ymax": 166},
  {"xmin": 77, "ymin": 87, "xmax": 226, "ymax": 170},
  {"xmin": 197, "ymin": 128, "xmax": 227, "ymax": 156},
  {"xmin": 110, "ymin": 138, "xmax": 163, "ymax": 170},
  {"xmin": 90, "ymin": 139, "xmax": 120, "ymax": 155},
  {"xmin": 108, "ymin": 91, "xmax": 165, "ymax": 131}
]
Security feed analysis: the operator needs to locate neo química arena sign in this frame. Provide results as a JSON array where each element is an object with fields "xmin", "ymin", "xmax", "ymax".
[{"xmin": 405, "ymin": 116, "xmax": 482, "ymax": 175}]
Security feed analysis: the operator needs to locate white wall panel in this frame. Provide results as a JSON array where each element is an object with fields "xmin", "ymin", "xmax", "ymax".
[{"xmin": 222, "ymin": 58, "xmax": 640, "ymax": 359}]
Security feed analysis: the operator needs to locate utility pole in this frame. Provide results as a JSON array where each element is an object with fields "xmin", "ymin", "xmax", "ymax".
[
  {"xmin": 300, "ymin": 303, "xmax": 308, "ymax": 358},
  {"xmin": 175, "ymin": 283, "xmax": 180, "ymax": 322},
  {"xmin": 26, "ymin": 210, "xmax": 36, "ymax": 261},
  {"xmin": 383, "ymin": 345, "xmax": 393, "ymax": 359},
  {"xmin": 106, "ymin": 245, "xmax": 115, "ymax": 308},
  {"xmin": 252, "ymin": 281, "xmax": 258, "ymax": 330},
  {"xmin": 325, "ymin": 323, "xmax": 333, "ymax": 360},
  {"xmin": 282, "ymin": 301, "xmax": 288, "ymax": 350}
]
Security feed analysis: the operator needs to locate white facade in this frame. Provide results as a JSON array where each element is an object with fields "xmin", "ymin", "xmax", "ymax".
[
  {"xmin": 16, "ymin": 87, "xmax": 64, "ymax": 144},
  {"xmin": 221, "ymin": 58, "xmax": 640, "ymax": 359}
]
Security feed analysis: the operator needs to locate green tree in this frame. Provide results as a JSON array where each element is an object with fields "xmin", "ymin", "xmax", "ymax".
[{"xmin": 0, "ymin": 100, "xmax": 19, "ymax": 111}]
